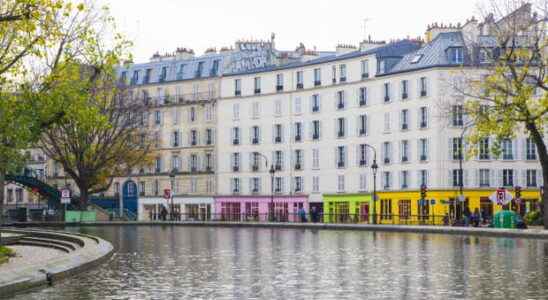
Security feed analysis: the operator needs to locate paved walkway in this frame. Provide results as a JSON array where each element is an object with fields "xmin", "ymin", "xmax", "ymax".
[{"xmin": 1, "ymin": 246, "xmax": 63, "ymax": 273}]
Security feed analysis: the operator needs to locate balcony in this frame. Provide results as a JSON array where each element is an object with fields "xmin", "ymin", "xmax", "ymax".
[
  {"xmin": 235, "ymin": 90, "xmax": 241, "ymax": 96},
  {"xmin": 314, "ymin": 80, "xmax": 321, "ymax": 86},
  {"xmin": 402, "ymin": 156, "xmax": 408, "ymax": 162},
  {"xmin": 359, "ymin": 100, "xmax": 367, "ymax": 107},
  {"xmin": 421, "ymin": 90, "xmax": 427, "ymax": 97},
  {"xmin": 295, "ymin": 135, "xmax": 302, "ymax": 142},
  {"xmin": 332, "ymin": 78, "xmax": 337, "ymax": 84},
  {"xmin": 384, "ymin": 158, "xmax": 390, "ymax": 164},
  {"xmin": 420, "ymin": 155, "xmax": 427, "ymax": 161},
  {"xmin": 527, "ymin": 154, "xmax": 537, "ymax": 160},
  {"xmin": 337, "ymin": 103, "xmax": 345, "ymax": 110},
  {"xmin": 233, "ymin": 139, "xmax": 239, "ymax": 145},
  {"xmin": 359, "ymin": 160, "xmax": 367, "ymax": 167},
  {"xmin": 384, "ymin": 96, "xmax": 390, "ymax": 102},
  {"xmin": 233, "ymin": 166, "xmax": 240, "ymax": 172},
  {"xmin": 401, "ymin": 123, "xmax": 408, "ymax": 130},
  {"xmin": 252, "ymin": 165, "xmax": 259, "ymax": 172},
  {"xmin": 337, "ymin": 131, "xmax": 345, "ymax": 138},
  {"xmin": 206, "ymin": 139, "xmax": 212, "ymax": 145},
  {"xmin": 191, "ymin": 167, "xmax": 197, "ymax": 172},
  {"xmin": 312, "ymin": 134, "xmax": 320, "ymax": 140},
  {"xmin": 205, "ymin": 166, "xmax": 212, "ymax": 172},
  {"xmin": 252, "ymin": 188, "xmax": 259, "ymax": 194},
  {"xmin": 254, "ymin": 89, "xmax": 261, "ymax": 95},
  {"xmin": 295, "ymin": 164, "xmax": 302, "ymax": 170},
  {"xmin": 275, "ymin": 136, "xmax": 282, "ymax": 143},
  {"xmin": 252, "ymin": 138, "xmax": 259, "ymax": 145},
  {"xmin": 143, "ymin": 76, "xmax": 150, "ymax": 84},
  {"xmin": 401, "ymin": 184, "xmax": 408, "ymax": 189},
  {"xmin": 420, "ymin": 122, "xmax": 427, "ymax": 129},
  {"xmin": 297, "ymin": 83, "xmax": 303, "ymax": 89},
  {"xmin": 362, "ymin": 73, "xmax": 369, "ymax": 79},
  {"xmin": 359, "ymin": 130, "xmax": 366, "ymax": 136},
  {"xmin": 340, "ymin": 77, "xmax": 346, "ymax": 82},
  {"xmin": 337, "ymin": 161, "xmax": 345, "ymax": 168},
  {"xmin": 402, "ymin": 93, "xmax": 408, "ymax": 100},
  {"xmin": 276, "ymin": 85, "xmax": 284, "ymax": 92},
  {"xmin": 233, "ymin": 189, "xmax": 240, "ymax": 194},
  {"xmin": 312, "ymin": 106, "xmax": 320, "ymax": 112},
  {"xmin": 275, "ymin": 164, "xmax": 282, "ymax": 171}
]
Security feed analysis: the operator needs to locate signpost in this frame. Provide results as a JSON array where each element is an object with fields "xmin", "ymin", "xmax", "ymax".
[{"xmin": 60, "ymin": 188, "xmax": 71, "ymax": 221}]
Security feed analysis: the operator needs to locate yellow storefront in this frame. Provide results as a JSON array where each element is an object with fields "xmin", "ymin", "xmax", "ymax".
[{"xmin": 374, "ymin": 189, "xmax": 541, "ymax": 225}]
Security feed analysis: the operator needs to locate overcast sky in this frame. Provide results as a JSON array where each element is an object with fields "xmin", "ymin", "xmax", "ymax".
[{"xmin": 101, "ymin": 0, "xmax": 482, "ymax": 63}]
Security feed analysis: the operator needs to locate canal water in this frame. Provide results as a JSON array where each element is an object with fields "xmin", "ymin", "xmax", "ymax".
[{"xmin": 13, "ymin": 226, "xmax": 548, "ymax": 299}]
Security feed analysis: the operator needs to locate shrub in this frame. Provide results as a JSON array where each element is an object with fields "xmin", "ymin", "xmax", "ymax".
[{"xmin": 525, "ymin": 211, "xmax": 543, "ymax": 226}]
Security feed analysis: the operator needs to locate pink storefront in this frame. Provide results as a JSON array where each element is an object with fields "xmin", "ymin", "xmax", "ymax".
[{"xmin": 214, "ymin": 196, "xmax": 309, "ymax": 222}]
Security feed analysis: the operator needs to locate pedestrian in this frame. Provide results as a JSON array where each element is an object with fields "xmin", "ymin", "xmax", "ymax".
[
  {"xmin": 463, "ymin": 206, "xmax": 471, "ymax": 226},
  {"xmin": 471, "ymin": 208, "xmax": 481, "ymax": 227},
  {"xmin": 515, "ymin": 214, "xmax": 527, "ymax": 229},
  {"xmin": 160, "ymin": 206, "xmax": 168, "ymax": 221},
  {"xmin": 298, "ymin": 206, "xmax": 307, "ymax": 223}
]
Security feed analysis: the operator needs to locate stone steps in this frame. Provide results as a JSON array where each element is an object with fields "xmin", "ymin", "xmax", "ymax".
[{"xmin": 18, "ymin": 237, "xmax": 77, "ymax": 252}]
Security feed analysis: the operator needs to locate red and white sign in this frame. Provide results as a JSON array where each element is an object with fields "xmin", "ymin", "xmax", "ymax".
[
  {"xmin": 61, "ymin": 188, "xmax": 71, "ymax": 199},
  {"xmin": 163, "ymin": 189, "xmax": 171, "ymax": 200},
  {"xmin": 488, "ymin": 188, "xmax": 513, "ymax": 205}
]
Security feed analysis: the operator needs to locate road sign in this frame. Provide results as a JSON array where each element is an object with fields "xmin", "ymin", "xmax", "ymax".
[
  {"xmin": 430, "ymin": 199, "xmax": 436, "ymax": 205},
  {"xmin": 61, "ymin": 188, "xmax": 71, "ymax": 199},
  {"xmin": 164, "ymin": 189, "xmax": 171, "ymax": 200},
  {"xmin": 61, "ymin": 197, "xmax": 70, "ymax": 204}
]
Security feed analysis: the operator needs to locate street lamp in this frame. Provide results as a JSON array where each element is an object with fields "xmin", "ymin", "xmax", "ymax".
[
  {"xmin": 253, "ymin": 152, "xmax": 275, "ymax": 222},
  {"xmin": 363, "ymin": 144, "xmax": 378, "ymax": 224},
  {"xmin": 169, "ymin": 168, "xmax": 176, "ymax": 221}
]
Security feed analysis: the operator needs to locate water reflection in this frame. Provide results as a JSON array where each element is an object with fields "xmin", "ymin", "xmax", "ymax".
[{"xmin": 13, "ymin": 226, "xmax": 548, "ymax": 300}]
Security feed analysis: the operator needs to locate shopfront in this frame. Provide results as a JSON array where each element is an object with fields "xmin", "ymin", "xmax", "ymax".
[
  {"xmin": 322, "ymin": 194, "xmax": 372, "ymax": 224},
  {"xmin": 214, "ymin": 196, "xmax": 309, "ymax": 222}
]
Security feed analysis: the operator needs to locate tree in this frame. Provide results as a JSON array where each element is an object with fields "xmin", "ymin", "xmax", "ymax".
[
  {"xmin": 459, "ymin": 1, "xmax": 548, "ymax": 227},
  {"xmin": 38, "ymin": 60, "xmax": 154, "ymax": 207},
  {"xmin": 0, "ymin": 0, "xmax": 94, "ymax": 227}
]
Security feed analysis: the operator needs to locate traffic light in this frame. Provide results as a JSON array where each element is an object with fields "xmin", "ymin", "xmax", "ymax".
[
  {"xmin": 515, "ymin": 186, "xmax": 522, "ymax": 199},
  {"xmin": 420, "ymin": 184, "xmax": 427, "ymax": 200}
]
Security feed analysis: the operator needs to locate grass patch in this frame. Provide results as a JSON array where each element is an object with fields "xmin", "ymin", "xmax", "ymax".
[{"xmin": 0, "ymin": 246, "xmax": 15, "ymax": 265}]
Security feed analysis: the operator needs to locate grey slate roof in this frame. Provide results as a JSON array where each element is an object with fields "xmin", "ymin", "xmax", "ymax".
[
  {"xmin": 223, "ymin": 40, "xmax": 421, "ymax": 77},
  {"xmin": 387, "ymin": 32, "xmax": 465, "ymax": 75}
]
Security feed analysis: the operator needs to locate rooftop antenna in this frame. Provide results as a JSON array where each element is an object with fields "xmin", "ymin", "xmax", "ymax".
[{"xmin": 363, "ymin": 18, "xmax": 371, "ymax": 41}]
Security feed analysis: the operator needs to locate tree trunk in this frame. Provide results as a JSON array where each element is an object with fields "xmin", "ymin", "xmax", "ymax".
[
  {"xmin": 78, "ymin": 185, "xmax": 88, "ymax": 210},
  {"xmin": 526, "ymin": 122, "xmax": 548, "ymax": 229}
]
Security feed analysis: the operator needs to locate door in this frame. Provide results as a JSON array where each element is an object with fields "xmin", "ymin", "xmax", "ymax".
[
  {"xmin": 480, "ymin": 197, "xmax": 493, "ymax": 223},
  {"xmin": 122, "ymin": 180, "xmax": 138, "ymax": 216},
  {"xmin": 359, "ymin": 203, "xmax": 369, "ymax": 223}
]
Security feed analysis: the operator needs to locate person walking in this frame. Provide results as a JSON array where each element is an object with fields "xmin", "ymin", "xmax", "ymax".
[
  {"xmin": 298, "ymin": 206, "xmax": 307, "ymax": 223},
  {"xmin": 471, "ymin": 208, "xmax": 481, "ymax": 227}
]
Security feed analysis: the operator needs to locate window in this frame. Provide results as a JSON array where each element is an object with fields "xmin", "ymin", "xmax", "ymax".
[
  {"xmin": 411, "ymin": 54, "xmax": 423, "ymax": 64},
  {"xmin": 527, "ymin": 169, "xmax": 538, "ymax": 187},
  {"xmin": 294, "ymin": 122, "xmax": 303, "ymax": 142},
  {"xmin": 452, "ymin": 137, "xmax": 463, "ymax": 160},
  {"xmin": 401, "ymin": 171, "xmax": 409, "ymax": 189},
  {"xmin": 155, "ymin": 110, "xmax": 161, "ymax": 125},
  {"xmin": 274, "ymin": 177, "xmax": 283, "ymax": 193},
  {"xmin": 401, "ymin": 140, "xmax": 409, "ymax": 162},
  {"xmin": 254, "ymin": 77, "xmax": 261, "ymax": 94},
  {"xmin": 296, "ymin": 71, "xmax": 304, "ymax": 89},
  {"xmin": 479, "ymin": 169, "xmax": 490, "ymax": 187},
  {"xmin": 420, "ymin": 77, "xmax": 428, "ymax": 97},
  {"xmin": 205, "ymin": 153, "xmax": 212, "ymax": 171},
  {"xmin": 336, "ymin": 117, "xmax": 346, "ymax": 138},
  {"xmin": 276, "ymin": 74, "xmax": 284, "ymax": 91},
  {"xmin": 251, "ymin": 126, "xmax": 260, "ymax": 144},
  {"xmin": 358, "ymin": 115, "xmax": 367, "ymax": 136},
  {"xmin": 294, "ymin": 149, "xmax": 303, "ymax": 170},
  {"xmin": 450, "ymin": 47, "xmax": 464, "ymax": 64},
  {"xmin": 7, "ymin": 189, "xmax": 13, "ymax": 202},
  {"xmin": 313, "ymin": 176, "xmax": 320, "ymax": 192},
  {"xmin": 337, "ymin": 175, "xmax": 345, "ymax": 192},
  {"xmin": 144, "ymin": 69, "xmax": 152, "ymax": 84},
  {"xmin": 380, "ymin": 199, "xmax": 392, "ymax": 219},
  {"xmin": 171, "ymin": 155, "xmax": 181, "ymax": 171},
  {"xmin": 359, "ymin": 87, "xmax": 367, "ymax": 106},
  {"xmin": 359, "ymin": 174, "xmax": 367, "ymax": 191},
  {"xmin": 383, "ymin": 142, "xmax": 392, "ymax": 164},
  {"xmin": 384, "ymin": 83, "xmax": 391, "ymax": 102},
  {"xmin": 314, "ymin": 68, "xmax": 321, "ymax": 86},
  {"xmin": 419, "ymin": 170, "xmax": 428, "ymax": 187},
  {"xmin": 339, "ymin": 64, "xmax": 347, "ymax": 82},
  {"xmin": 155, "ymin": 156, "xmax": 162, "ymax": 173},
  {"xmin": 274, "ymin": 100, "xmax": 282, "ymax": 116},
  {"xmin": 251, "ymin": 177, "xmax": 261, "ymax": 193},
  {"xmin": 399, "ymin": 200, "xmax": 411, "ymax": 219},
  {"xmin": 336, "ymin": 91, "xmax": 345, "ymax": 109},
  {"xmin": 176, "ymin": 64, "xmax": 185, "ymax": 80},
  {"xmin": 232, "ymin": 178, "xmax": 240, "ymax": 193},
  {"xmin": 332, "ymin": 65, "xmax": 337, "ymax": 83},
  {"xmin": 401, "ymin": 109, "xmax": 409, "ymax": 130},
  {"xmin": 196, "ymin": 62, "xmax": 204, "ymax": 78},
  {"xmin": 274, "ymin": 124, "xmax": 283, "ymax": 143},
  {"xmin": 274, "ymin": 151, "xmax": 284, "ymax": 171},
  {"xmin": 419, "ymin": 107, "xmax": 428, "ymax": 128},
  {"xmin": 172, "ymin": 130, "xmax": 180, "ymax": 147},
  {"xmin": 190, "ymin": 107, "xmax": 196, "ymax": 122},
  {"xmin": 251, "ymin": 152, "xmax": 260, "ymax": 171},
  {"xmin": 401, "ymin": 80, "xmax": 409, "ymax": 99},
  {"xmin": 232, "ymin": 127, "xmax": 240, "ymax": 145},
  {"xmin": 190, "ymin": 154, "xmax": 198, "ymax": 172},
  {"xmin": 139, "ymin": 181, "xmax": 146, "ymax": 196},
  {"xmin": 452, "ymin": 105, "xmax": 463, "ymax": 126},
  {"xmin": 384, "ymin": 112, "xmax": 391, "ymax": 132},
  {"xmin": 383, "ymin": 172, "xmax": 392, "ymax": 189},
  {"xmin": 190, "ymin": 129, "xmax": 198, "ymax": 146},
  {"xmin": 479, "ymin": 138, "xmax": 490, "ymax": 160},
  {"xmin": 231, "ymin": 153, "xmax": 240, "ymax": 172},
  {"xmin": 159, "ymin": 66, "xmax": 167, "ymax": 82},
  {"xmin": 526, "ymin": 138, "xmax": 537, "ymax": 160},
  {"xmin": 234, "ymin": 79, "xmax": 241, "ymax": 96},
  {"xmin": 294, "ymin": 176, "xmax": 303, "ymax": 192},
  {"xmin": 358, "ymin": 144, "xmax": 367, "ymax": 167},
  {"xmin": 154, "ymin": 179, "xmax": 159, "ymax": 195},
  {"xmin": 503, "ymin": 169, "xmax": 514, "ymax": 187},
  {"xmin": 233, "ymin": 103, "xmax": 240, "ymax": 120},
  {"xmin": 211, "ymin": 60, "xmax": 219, "ymax": 76},
  {"xmin": 361, "ymin": 60, "xmax": 369, "ymax": 79},
  {"xmin": 312, "ymin": 149, "xmax": 320, "ymax": 169},
  {"xmin": 311, "ymin": 94, "xmax": 320, "ymax": 112},
  {"xmin": 502, "ymin": 139, "xmax": 513, "ymax": 160},
  {"xmin": 312, "ymin": 120, "xmax": 321, "ymax": 140},
  {"xmin": 336, "ymin": 146, "xmax": 347, "ymax": 168},
  {"xmin": 190, "ymin": 178, "xmax": 198, "ymax": 193},
  {"xmin": 452, "ymin": 169, "xmax": 463, "ymax": 187},
  {"xmin": 419, "ymin": 138, "xmax": 428, "ymax": 161},
  {"xmin": 294, "ymin": 97, "xmax": 302, "ymax": 114},
  {"xmin": 15, "ymin": 188, "xmax": 22, "ymax": 203},
  {"xmin": 252, "ymin": 102, "xmax": 260, "ymax": 118},
  {"xmin": 206, "ymin": 129, "xmax": 213, "ymax": 145},
  {"xmin": 131, "ymin": 70, "xmax": 139, "ymax": 85},
  {"xmin": 205, "ymin": 105, "xmax": 213, "ymax": 121}
]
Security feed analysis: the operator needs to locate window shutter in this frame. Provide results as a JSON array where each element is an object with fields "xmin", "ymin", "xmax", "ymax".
[
  {"xmin": 464, "ymin": 170, "xmax": 469, "ymax": 187},
  {"xmin": 319, "ymin": 121, "xmax": 322, "ymax": 140},
  {"xmin": 474, "ymin": 169, "xmax": 479, "ymax": 188},
  {"xmin": 497, "ymin": 169, "xmax": 503, "ymax": 187},
  {"xmin": 448, "ymin": 138, "xmax": 453, "ymax": 160},
  {"xmin": 356, "ymin": 145, "xmax": 361, "ymax": 166},
  {"xmin": 344, "ymin": 118, "xmax": 349, "ymax": 137},
  {"xmin": 512, "ymin": 139, "xmax": 518, "ymax": 159},
  {"xmin": 426, "ymin": 138, "xmax": 430, "ymax": 158},
  {"xmin": 249, "ymin": 153, "xmax": 253, "ymax": 170},
  {"xmin": 309, "ymin": 121, "xmax": 313, "ymax": 140},
  {"xmin": 521, "ymin": 169, "xmax": 527, "ymax": 187},
  {"xmin": 334, "ymin": 147, "xmax": 338, "ymax": 168},
  {"xmin": 272, "ymin": 124, "xmax": 276, "ymax": 143},
  {"xmin": 281, "ymin": 177, "xmax": 285, "ymax": 194},
  {"xmin": 334, "ymin": 119, "xmax": 338, "ymax": 138},
  {"xmin": 538, "ymin": 169, "xmax": 543, "ymax": 186},
  {"xmin": 448, "ymin": 170, "xmax": 453, "ymax": 188},
  {"xmin": 521, "ymin": 139, "xmax": 526, "ymax": 160},
  {"xmin": 398, "ymin": 171, "xmax": 402, "ymax": 188},
  {"xmin": 417, "ymin": 140, "xmax": 421, "ymax": 161}
]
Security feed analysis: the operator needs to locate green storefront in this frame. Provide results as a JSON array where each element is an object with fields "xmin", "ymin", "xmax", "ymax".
[{"xmin": 323, "ymin": 194, "xmax": 372, "ymax": 224}]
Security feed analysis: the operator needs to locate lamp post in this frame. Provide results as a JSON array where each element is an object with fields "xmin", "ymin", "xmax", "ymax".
[
  {"xmin": 457, "ymin": 123, "xmax": 472, "ymax": 222},
  {"xmin": 169, "ymin": 168, "xmax": 176, "ymax": 221},
  {"xmin": 363, "ymin": 144, "xmax": 378, "ymax": 224},
  {"xmin": 254, "ymin": 152, "xmax": 275, "ymax": 222}
]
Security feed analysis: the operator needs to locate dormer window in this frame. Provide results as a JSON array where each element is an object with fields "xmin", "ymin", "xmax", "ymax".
[
  {"xmin": 449, "ymin": 47, "xmax": 464, "ymax": 64},
  {"xmin": 410, "ymin": 54, "xmax": 423, "ymax": 64}
]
